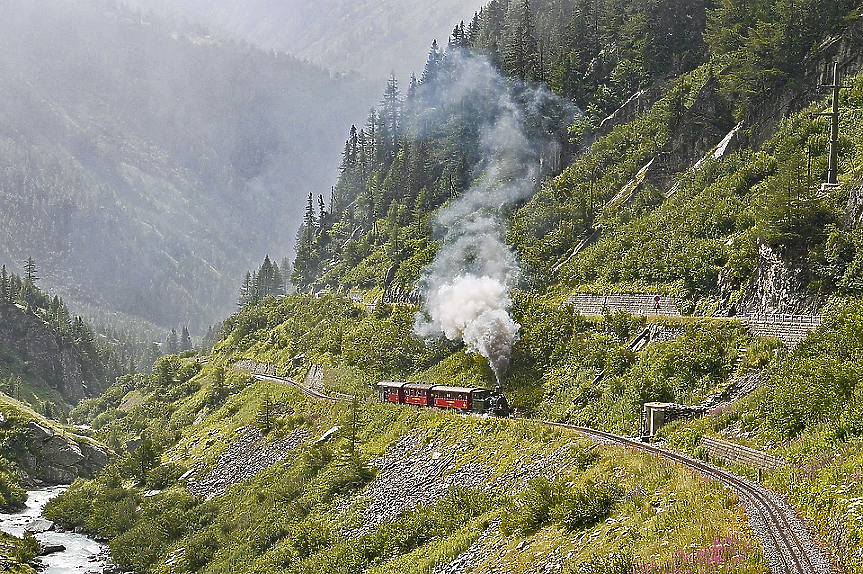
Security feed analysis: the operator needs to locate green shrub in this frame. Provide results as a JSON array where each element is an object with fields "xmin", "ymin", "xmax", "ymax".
[
  {"xmin": 501, "ymin": 477, "xmax": 621, "ymax": 536},
  {"xmin": 554, "ymin": 480, "xmax": 623, "ymax": 530}
]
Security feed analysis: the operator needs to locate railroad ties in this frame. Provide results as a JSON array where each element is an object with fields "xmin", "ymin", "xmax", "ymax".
[{"xmin": 547, "ymin": 424, "xmax": 833, "ymax": 574}]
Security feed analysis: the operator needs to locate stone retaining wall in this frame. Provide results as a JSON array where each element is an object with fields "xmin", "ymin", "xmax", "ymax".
[
  {"xmin": 563, "ymin": 294, "xmax": 682, "ymax": 317},
  {"xmin": 740, "ymin": 314, "xmax": 823, "ymax": 348},
  {"xmin": 700, "ymin": 435, "xmax": 784, "ymax": 471}
]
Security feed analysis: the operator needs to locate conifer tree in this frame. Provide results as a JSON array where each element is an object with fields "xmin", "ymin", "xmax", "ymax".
[
  {"xmin": 166, "ymin": 329, "xmax": 179, "ymax": 355},
  {"xmin": 23, "ymin": 256, "xmax": 38, "ymax": 286},
  {"xmin": 379, "ymin": 76, "xmax": 401, "ymax": 159},
  {"xmin": 503, "ymin": 0, "xmax": 541, "ymax": 81},
  {"xmin": 257, "ymin": 256, "xmax": 274, "ymax": 298},
  {"xmin": 9, "ymin": 274, "xmax": 22, "ymax": 302},
  {"xmin": 280, "ymin": 256, "xmax": 293, "ymax": 293},
  {"xmin": 467, "ymin": 11, "xmax": 482, "ymax": 47},
  {"xmin": 238, "ymin": 271, "xmax": 254, "ymax": 307},
  {"xmin": 180, "ymin": 326, "xmax": 193, "ymax": 352},
  {"xmin": 0, "ymin": 265, "xmax": 8, "ymax": 302},
  {"xmin": 448, "ymin": 22, "xmax": 467, "ymax": 50},
  {"xmin": 421, "ymin": 40, "xmax": 443, "ymax": 85}
]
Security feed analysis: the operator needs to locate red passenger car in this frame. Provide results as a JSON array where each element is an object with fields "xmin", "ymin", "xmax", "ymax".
[
  {"xmin": 430, "ymin": 386, "xmax": 471, "ymax": 410},
  {"xmin": 403, "ymin": 383, "xmax": 434, "ymax": 406},
  {"xmin": 376, "ymin": 381, "xmax": 509, "ymax": 416},
  {"xmin": 377, "ymin": 382, "xmax": 405, "ymax": 404}
]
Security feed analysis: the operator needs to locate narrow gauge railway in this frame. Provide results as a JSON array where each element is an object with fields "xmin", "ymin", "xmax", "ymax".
[
  {"xmin": 247, "ymin": 372, "xmax": 831, "ymax": 574},
  {"xmin": 252, "ymin": 373, "xmax": 343, "ymax": 402},
  {"xmin": 546, "ymin": 423, "xmax": 831, "ymax": 574}
]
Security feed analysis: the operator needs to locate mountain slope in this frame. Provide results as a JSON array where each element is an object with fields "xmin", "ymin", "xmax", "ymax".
[
  {"xmin": 120, "ymin": 0, "xmax": 487, "ymax": 81},
  {"xmin": 0, "ymin": 0, "xmax": 376, "ymax": 329}
]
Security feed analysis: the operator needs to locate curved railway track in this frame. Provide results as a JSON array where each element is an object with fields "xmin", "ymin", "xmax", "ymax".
[
  {"xmin": 252, "ymin": 373, "xmax": 345, "ymax": 402},
  {"xmin": 546, "ymin": 423, "xmax": 832, "ymax": 574},
  {"xmin": 248, "ymin": 371, "xmax": 832, "ymax": 574}
]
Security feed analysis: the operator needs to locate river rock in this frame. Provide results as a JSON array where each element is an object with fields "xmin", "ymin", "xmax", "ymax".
[
  {"xmin": 24, "ymin": 518, "xmax": 55, "ymax": 533},
  {"xmin": 38, "ymin": 543, "xmax": 66, "ymax": 556}
]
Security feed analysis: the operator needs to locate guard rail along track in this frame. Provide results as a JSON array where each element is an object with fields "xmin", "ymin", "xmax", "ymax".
[{"xmin": 244, "ymin": 370, "xmax": 831, "ymax": 574}]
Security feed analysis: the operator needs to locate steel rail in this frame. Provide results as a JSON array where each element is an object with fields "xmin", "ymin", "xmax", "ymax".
[
  {"xmin": 244, "ymin": 371, "xmax": 826, "ymax": 573},
  {"xmin": 547, "ymin": 423, "xmax": 823, "ymax": 574}
]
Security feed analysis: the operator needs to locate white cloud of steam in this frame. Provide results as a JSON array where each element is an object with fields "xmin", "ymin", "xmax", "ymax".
[{"xmin": 414, "ymin": 52, "xmax": 564, "ymax": 384}]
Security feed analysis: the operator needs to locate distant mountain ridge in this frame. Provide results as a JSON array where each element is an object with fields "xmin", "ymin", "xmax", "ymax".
[
  {"xmin": 0, "ymin": 0, "xmax": 377, "ymax": 329},
  {"xmin": 120, "ymin": 0, "xmax": 487, "ymax": 81}
]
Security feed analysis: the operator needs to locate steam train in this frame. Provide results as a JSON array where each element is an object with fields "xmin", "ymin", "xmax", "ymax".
[{"xmin": 377, "ymin": 382, "xmax": 510, "ymax": 417}]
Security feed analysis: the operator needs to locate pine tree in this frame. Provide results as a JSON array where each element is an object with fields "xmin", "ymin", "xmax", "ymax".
[
  {"xmin": 467, "ymin": 11, "xmax": 482, "ymax": 47},
  {"xmin": 291, "ymin": 193, "xmax": 319, "ymax": 289},
  {"xmin": 448, "ymin": 22, "xmax": 467, "ymax": 50},
  {"xmin": 503, "ymin": 0, "xmax": 541, "ymax": 81},
  {"xmin": 180, "ymin": 326, "xmax": 192, "ymax": 352},
  {"xmin": 166, "ymin": 329, "xmax": 179, "ymax": 355},
  {"xmin": 280, "ymin": 257, "xmax": 293, "ymax": 294},
  {"xmin": 9, "ymin": 274, "xmax": 22, "ymax": 302},
  {"xmin": 476, "ymin": 0, "xmax": 507, "ymax": 63},
  {"xmin": 238, "ymin": 271, "xmax": 254, "ymax": 307},
  {"xmin": 0, "ymin": 265, "xmax": 8, "ymax": 302},
  {"xmin": 23, "ymin": 257, "xmax": 38, "ymax": 286},
  {"xmin": 421, "ymin": 40, "xmax": 443, "ymax": 85},
  {"xmin": 258, "ymin": 256, "xmax": 274, "ymax": 298},
  {"xmin": 318, "ymin": 195, "xmax": 328, "ymax": 222},
  {"xmin": 379, "ymin": 76, "xmax": 401, "ymax": 159}
]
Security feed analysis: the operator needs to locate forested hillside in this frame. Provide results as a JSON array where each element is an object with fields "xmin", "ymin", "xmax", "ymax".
[
  {"xmin": 0, "ymin": 0, "xmax": 375, "ymax": 330},
  {"xmin": 15, "ymin": 0, "xmax": 863, "ymax": 573},
  {"xmin": 294, "ymin": 0, "xmax": 861, "ymax": 314},
  {"xmin": 0, "ymin": 262, "xmax": 123, "ymax": 412}
]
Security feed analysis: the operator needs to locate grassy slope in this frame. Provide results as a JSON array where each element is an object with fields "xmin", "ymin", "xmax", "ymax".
[
  {"xmin": 40, "ymin": 22, "xmax": 863, "ymax": 574},
  {"xmin": 48, "ymin": 364, "xmax": 768, "ymax": 574},
  {"xmin": 658, "ymin": 300, "xmax": 863, "ymax": 573}
]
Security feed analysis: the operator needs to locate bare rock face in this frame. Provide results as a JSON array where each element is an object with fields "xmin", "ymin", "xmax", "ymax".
[
  {"xmin": 844, "ymin": 178, "xmax": 863, "ymax": 230},
  {"xmin": 21, "ymin": 420, "xmax": 110, "ymax": 484},
  {"xmin": 0, "ymin": 301, "xmax": 91, "ymax": 402},
  {"xmin": 738, "ymin": 243, "xmax": 817, "ymax": 315},
  {"xmin": 644, "ymin": 77, "xmax": 735, "ymax": 194}
]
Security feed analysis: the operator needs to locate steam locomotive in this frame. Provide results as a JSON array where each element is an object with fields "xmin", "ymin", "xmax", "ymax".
[{"xmin": 377, "ymin": 382, "xmax": 510, "ymax": 417}]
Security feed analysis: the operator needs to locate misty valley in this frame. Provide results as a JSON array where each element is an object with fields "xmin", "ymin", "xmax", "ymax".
[{"xmin": 1, "ymin": 0, "xmax": 863, "ymax": 573}]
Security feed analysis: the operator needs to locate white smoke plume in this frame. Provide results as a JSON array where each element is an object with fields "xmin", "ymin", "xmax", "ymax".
[{"xmin": 414, "ymin": 53, "xmax": 565, "ymax": 384}]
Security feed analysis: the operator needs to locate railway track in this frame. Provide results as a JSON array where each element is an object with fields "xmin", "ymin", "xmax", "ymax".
[
  {"xmin": 250, "ymin": 372, "xmax": 349, "ymax": 402},
  {"xmin": 546, "ymin": 423, "xmax": 832, "ymax": 574},
  {"xmin": 247, "ymin": 371, "xmax": 832, "ymax": 574}
]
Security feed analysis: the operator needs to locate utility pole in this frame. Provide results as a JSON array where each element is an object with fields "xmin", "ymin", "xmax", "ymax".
[{"xmin": 818, "ymin": 62, "xmax": 851, "ymax": 187}]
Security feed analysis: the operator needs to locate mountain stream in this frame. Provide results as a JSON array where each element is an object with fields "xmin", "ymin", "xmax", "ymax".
[{"xmin": 0, "ymin": 486, "xmax": 111, "ymax": 573}]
